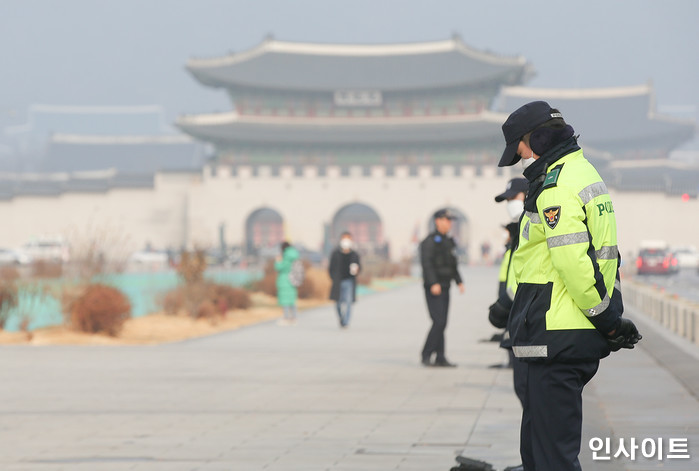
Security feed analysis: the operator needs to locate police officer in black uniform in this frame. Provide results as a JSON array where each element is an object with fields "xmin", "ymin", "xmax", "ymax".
[{"xmin": 420, "ymin": 208, "xmax": 465, "ymax": 367}]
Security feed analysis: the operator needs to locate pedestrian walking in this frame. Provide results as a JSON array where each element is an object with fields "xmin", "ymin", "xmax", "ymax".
[
  {"xmin": 498, "ymin": 101, "xmax": 641, "ymax": 471},
  {"xmin": 328, "ymin": 232, "xmax": 361, "ymax": 328},
  {"xmin": 420, "ymin": 208, "xmax": 465, "ymax": 367},
  {"xmin": 274, "ymin": 241, "xmax": 300, "ymax": 325}
]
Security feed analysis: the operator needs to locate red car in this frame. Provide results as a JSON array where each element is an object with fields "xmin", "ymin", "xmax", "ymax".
[{"xmin": 636, "ymin": 248, "xmax": 678, "ymax": 275}]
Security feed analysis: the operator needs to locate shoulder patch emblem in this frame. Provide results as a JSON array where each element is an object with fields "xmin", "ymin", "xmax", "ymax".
[
  {"xmin": 543, "ymin": 167, "xmax": 561, "ymax": 189},
  {"xmin": 543, "ymin": 206, "xmax": 561, "ymax": 229}
]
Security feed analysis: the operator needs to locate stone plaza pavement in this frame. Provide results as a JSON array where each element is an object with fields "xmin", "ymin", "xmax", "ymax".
[{"xmin": 0, "ymin": 266, "xmax": 697, "ymax": 471}]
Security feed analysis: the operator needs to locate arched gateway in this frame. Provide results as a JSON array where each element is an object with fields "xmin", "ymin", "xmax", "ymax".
[
  {"xmin": 245, "ymin": 207, "xmax": 284, "ymax": 258},
  {"xmin": 331, "ymin": 203, "xmax": 387, "ymax": 257}
]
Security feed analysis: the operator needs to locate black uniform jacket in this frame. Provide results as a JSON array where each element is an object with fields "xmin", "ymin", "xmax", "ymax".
[
  {"xmin": 328, "ymin": 249, "xmax": 360, "ymax": 302},
  {"xmin": 420, "ymin": 231, "xmax": 463, "ymax": 289}
]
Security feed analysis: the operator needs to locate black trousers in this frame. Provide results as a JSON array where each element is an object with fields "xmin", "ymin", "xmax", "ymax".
[
  {"xmin": 520, "ymin": 360, "xmax": 599, "ymax": 471},
  {"xmin": 421, "ymin": 286, "xmax": 450, "ymax": 362},
  {"xmin": 511, "ymin": 355, "xmax": 527, "ymax": 407}
]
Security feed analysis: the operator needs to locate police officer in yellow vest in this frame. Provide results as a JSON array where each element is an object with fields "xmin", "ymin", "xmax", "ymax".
[
  {"xmin": 498, "ymin": 101, "xmax": 641, "ymax": 471},
  {"xmin": 490, "ymin": 178, "xmax": 528, "ymax": 407},
  {"xmin": 489, "ymin": 177, "xmax": 528, "ymax": 342},
  {"xmin": 490, "ymin": 178, "xmax": 529, "ymax": 471}
]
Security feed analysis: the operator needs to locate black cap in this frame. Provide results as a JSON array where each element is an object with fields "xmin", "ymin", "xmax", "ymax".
[
  {"xmin": 495, "ymin": 178, "xmax": 529, "ymax": 202},
  {"xmin": 498, "ymin": 101, "xmax": 564, "ymax": 167},
  {"xmin": 433, "ymin": 208, "xmax": 456, "ymax": 220}
]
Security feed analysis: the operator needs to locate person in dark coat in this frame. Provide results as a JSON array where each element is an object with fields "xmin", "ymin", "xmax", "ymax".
[
  {"xmin": 420, "ymin": 208, "xmax": 465, "ymax": 367},
  {"xmin": 328, "ymin": 232, "xmax": 361, "ymax": 328}
]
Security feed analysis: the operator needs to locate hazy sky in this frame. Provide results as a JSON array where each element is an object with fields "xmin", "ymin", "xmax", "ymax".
[{"xmin": 2, "ymin": 0, "xmax": 698, "ymax": 128}]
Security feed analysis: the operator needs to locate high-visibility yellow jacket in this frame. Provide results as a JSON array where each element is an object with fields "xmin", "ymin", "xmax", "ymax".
[
  {"xmin": 497, "ymin": 221, "xmax": 521, "ymax": 346},
  {"xmin": 498, "ymin": 222, "xmax": 520, "ymax": 305},
  {"xmin": 498, "ymin": 246, "xmax": 517, "ymax": 347},
  {"xmin": 498, "ymin": 248, "xmax": 510, "ymax": 285},
  {"xmin": 510, "ymin": 149, "xmax": 622, "ymax": 362},
  {"xmin": 498, "ymin": 248, "xmax": 515, "ymax": 299}
]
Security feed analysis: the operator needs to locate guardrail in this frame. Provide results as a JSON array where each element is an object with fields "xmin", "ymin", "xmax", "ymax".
[{"xmin": 622, "ymin": 279, "xmax": 699, "ymax": 345}]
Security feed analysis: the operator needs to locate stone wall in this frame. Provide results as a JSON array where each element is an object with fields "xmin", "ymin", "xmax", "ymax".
[{"xmin": 0, "ymin": 165, "xmax": 696, "ymax": 261}]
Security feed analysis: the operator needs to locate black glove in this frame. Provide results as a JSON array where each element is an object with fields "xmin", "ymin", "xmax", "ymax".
[
  {"xmin": 488, "ymin": 301, "xmax": 510, "ymax": 329},
  {"xmin": 607, "ymin": 318, "xmax": 642, "ymax": 352}
]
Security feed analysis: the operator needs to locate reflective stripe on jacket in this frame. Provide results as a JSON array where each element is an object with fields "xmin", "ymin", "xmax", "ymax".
[{"xmin": 510, "ymin": 149, "xmax": 622, "ymax": 362}]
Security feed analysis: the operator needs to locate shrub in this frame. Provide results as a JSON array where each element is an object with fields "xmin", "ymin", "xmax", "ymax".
[
  {"xmin": 297, "ymin": 264, "xmax": 332, "ymax": 300},
  {"xmin": 163, "ymin": 249, "xmax": 217, "ymax": 318},
  {"xmin": 0, "ymin": 266, "xmax": 20, "ymax": 329},
  {"xmin": 0, "ymin": 266, "xmax": 20, "ymax": 283},
  {"xmin": 162, "ymin": 281, "xmax": 251, "ymax": 318},
  {"xmin": 177, "ymin": 250, "xmax": 206, "ymax": 284},
  {"xmin": 253, "ymin": 259, "xmax": 277, "ymax": 297},
  {"xmin": 164, "ymin": 249, "xmax": 203, "ymax": 316},
  {"xmin": 32, "ymin": 260, "xmax": 63, "ymax": 278},
  {"xmin": 162, "ymin": 289, "xmax": 185, "ymax": 316},
  {"xmin": 64, "ymin": 283, "xmax": 131, "ymax": 336},
  {"xmin": 209, "ymin": 284, "xmax": 252, "ymax": 311},
  {"xmin": 195, "ymin": 300, "xmax": 220, "ymax": 321},
  {"xmin": 0, "ymin": 279, "xmax": 18, "ymax": 330},
  {"xmin": 180, "ymin": 281, "xmax": 209, "ymax": 319},
  {"xmin": 65, "ymin": 222, "xmax": 132, "ymax": 278}
]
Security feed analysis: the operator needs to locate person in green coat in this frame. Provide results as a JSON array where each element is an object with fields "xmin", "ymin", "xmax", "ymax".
[{"xmin": 274, "ymin": 241, "xmax": 300, "ymax": 325}]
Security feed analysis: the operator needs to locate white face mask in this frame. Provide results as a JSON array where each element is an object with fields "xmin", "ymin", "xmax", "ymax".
[
  {"xmin": 340, "ymin": 238, "xmax": 353, "ymax": 251},
  {"xmin": 506, "ymin": 199, "xmax": 525, "ymax": 221},
  {"xmin": 520, "ymin": 147, "xmax": 536, "ymax": 170},
  {"xmin": 521, "ymin": 156, "xmax": 534, "ymax": 170}
]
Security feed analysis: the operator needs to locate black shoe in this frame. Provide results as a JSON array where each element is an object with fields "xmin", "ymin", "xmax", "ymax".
[
  {"xmin": 434, "ymin": 359, "xmax": 457, "ymax": 367},
  {"xmin": 454, "ymin": 455, "xmax": 495, "ymax": 470},
  {"xmin": 421, "ymin": 357, "xmax": 432, "ymax": 366}
]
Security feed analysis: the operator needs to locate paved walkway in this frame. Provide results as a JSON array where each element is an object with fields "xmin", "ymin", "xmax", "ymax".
[{"xmin": 0, "ymin": 266, "xmax": 697, "ymax": 470}]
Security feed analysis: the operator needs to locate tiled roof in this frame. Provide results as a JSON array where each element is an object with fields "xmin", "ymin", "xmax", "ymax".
[
  {"xmin": 187, "ymin": 37, "xmax": 533, "ymax": 92},
  {"xmin": 497, "ymin": 85, "xmax": 696, "ymax": 156}
]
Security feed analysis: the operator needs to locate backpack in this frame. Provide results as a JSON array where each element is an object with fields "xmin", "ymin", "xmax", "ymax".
[{"xmin": 288, "ymin": 259, "xmax": 305, "ymax": 287}]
